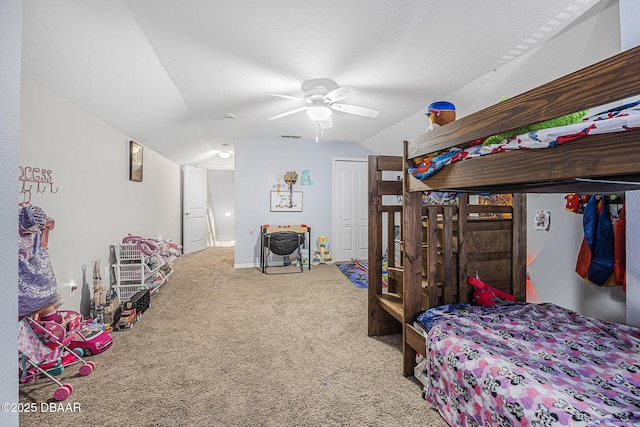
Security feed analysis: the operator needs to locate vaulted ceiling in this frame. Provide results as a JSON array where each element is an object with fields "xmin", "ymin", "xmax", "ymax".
[{"xmin": 21, "ymin": 0, "xmax": 601, "ymax": 169}]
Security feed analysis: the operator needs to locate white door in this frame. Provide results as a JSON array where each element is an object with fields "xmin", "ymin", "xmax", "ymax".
[
  {"xmin": 332, "ymin": 159, "xmax": 368, "ymax": 262},
  {"xmin": 182, "ymin": 165, "xmax": 208, "ymax": 254}
]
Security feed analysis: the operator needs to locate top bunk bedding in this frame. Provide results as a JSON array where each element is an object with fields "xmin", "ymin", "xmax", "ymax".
[
  {"xmin": 405, "ymin": 45, "xmax": 640, "ymax": 194},
  {"xmin": 409, "ymin": 100, "xmax": 640, "ymax": 181},
  {"xmin": 414, "ymin": 301, "xmax": 640, "ymax": 426}
]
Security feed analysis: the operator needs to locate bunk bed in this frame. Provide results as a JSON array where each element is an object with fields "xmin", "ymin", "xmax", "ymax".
[
  {"xmin": 367, "ymin": 156, "xmax": 526, "ymax": 367},
  {"xmin": 391, "ymin": 46, "xmax": 640, "ymax": 425}
]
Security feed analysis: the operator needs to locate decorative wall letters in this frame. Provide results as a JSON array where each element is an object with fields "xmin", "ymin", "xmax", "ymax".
[
  {"xmin": 299, "ymin": 170, "xmax": 313, "ymax": 186},
  {"xmin": 19, "ymin": 166, "xmax": 59, "ymax": 204}
]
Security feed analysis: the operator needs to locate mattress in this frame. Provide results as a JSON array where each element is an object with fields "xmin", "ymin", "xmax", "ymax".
[{"xmin": 414, "ymin": 302, "xmax": 640, "ymax": 426}]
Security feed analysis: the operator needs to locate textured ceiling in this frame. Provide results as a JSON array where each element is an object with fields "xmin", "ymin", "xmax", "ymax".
[{"xmin": 21, "ymin": 0, "xmax": 600, "ymax": 168}]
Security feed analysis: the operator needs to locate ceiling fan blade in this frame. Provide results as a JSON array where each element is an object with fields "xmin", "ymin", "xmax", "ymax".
[
  {"xmin": 331, "ymin": 103, "xmax": 380, "ymax": 118},
  {"xmin": 266, "ymin": 93, "xmax": 307, "ymax": 102},
  {"xmin": 267, "ymin": 106, "xmax": 308, "ymax": 120},
  {"xmin": 323, "ymin": 85, "xmax": 358, "ymax": 103},
  {"xmin": 319, "ymin": 116, "xmax": 333, "ymax": 130}
]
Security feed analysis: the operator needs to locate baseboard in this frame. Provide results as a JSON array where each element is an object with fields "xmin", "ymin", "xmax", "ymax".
[{"xmin": 234, "ymin": 263, "xmax": 258, "ymax": 269}]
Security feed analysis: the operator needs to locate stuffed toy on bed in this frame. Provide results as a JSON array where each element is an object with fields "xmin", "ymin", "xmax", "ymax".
[
  {"xmin": 413, "ymin": 101, "xmax": 457, "ymax": 165},
  {"xmin": 468, "ymin": 276, "xmax": 515, "ymax": 307},
  {"xmin": 482, "ymin": 98, "xmax": 589, "ymax": 146}
]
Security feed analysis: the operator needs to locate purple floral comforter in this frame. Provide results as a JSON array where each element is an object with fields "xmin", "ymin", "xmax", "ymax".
[{"xmin": 415, "ymin": 302, "xmax": 640, "ymax": 426}]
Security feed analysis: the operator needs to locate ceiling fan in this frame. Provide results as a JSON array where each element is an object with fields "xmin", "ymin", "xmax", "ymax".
[{"xmin": 267, "ymin": 78, "xmax": 380, "ymax": 131}]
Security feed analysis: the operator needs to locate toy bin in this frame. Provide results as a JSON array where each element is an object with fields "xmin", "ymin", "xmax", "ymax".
[
  {"xmin": 114, "ymin": 243, "xmax": 143, "ymax": 263},
  {"xmin": 112, "ymin": 284, "xmax": 146, "ymax": 303},
  {"xmin": 113, "ymin": 264, "xmax": 144, "ymax": 283}
]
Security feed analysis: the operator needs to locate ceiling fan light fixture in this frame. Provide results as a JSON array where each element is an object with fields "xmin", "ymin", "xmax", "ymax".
[{"xmin": 306, "ymin": 105, "xmax": 332, "ymax": 121}]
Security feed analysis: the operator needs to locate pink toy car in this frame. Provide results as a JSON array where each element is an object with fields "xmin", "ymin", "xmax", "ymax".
[{"xmin": 68, "ymin": 324, "xmax": 113, "ymax": 356}]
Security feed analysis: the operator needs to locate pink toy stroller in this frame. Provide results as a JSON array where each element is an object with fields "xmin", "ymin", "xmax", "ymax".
[
  {"xmin": 18, "ymin": 316, "xmax": 95, "ymax": 401},
  {"xmin": 39, "ymin": 309, "xmax": 83, "ymax": 332}
]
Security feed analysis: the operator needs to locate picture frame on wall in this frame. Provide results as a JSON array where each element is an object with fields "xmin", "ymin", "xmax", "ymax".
[
  {"xmin": 270, "ymin": 191, "xmax": 303, "ymax": 212},
  {"xmin": 129, "ymin": 140, "xmax": 143, "ymax": 182}
]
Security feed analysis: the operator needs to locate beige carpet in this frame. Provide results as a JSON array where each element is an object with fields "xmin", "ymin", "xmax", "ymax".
[{"xmin": 19, "ymin": 247, "xmax": 447, "ymax": 426}]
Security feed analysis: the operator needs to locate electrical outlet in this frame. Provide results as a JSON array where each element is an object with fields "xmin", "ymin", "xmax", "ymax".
[{"xmin": 67, "ymin": 282, "xmax": 78, "ymax": 298}]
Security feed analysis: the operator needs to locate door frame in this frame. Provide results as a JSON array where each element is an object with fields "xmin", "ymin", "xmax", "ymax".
[
  {"xmin": 181, "ymin": 164, "xmax": 209, "ymax": 254},
  {"xmin": 331, "ymin": 157, "xmax": 368, "ymax": 263}
]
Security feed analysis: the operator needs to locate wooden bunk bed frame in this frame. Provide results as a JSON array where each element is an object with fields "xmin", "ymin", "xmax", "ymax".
[
  {"xmin": 368, "ymin": 156, "xmax": 526, "ymax": 376},
  {"xmin": 371, "ymin": 45, "xmax": 640, "ymax": 379}
]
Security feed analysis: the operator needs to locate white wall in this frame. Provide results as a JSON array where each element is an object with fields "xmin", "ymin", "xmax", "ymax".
[
  {"xmin": 20, "ymin": 77, "xmax": 181, "ymax": 315},
  {"xmin": 359, "ymin": 1, "xmax": 621, "ymax": 155},
  {"xmin": 620, "ymin": 0, "xmax": 640, "ymax": 50},
  {"xmin": 448, "ymin": 0, "xmax": 621, "ymax": 120},
  {"xmin": 207, "ymin": 169, "xmax": 235, "ymax": 242},
  {"xmin": 234, "ymin": 137, "xmax": 371, "ymax": 267},
  {"xmin": 527, "ymin": 195, "xmax": 627, "ymax": 324},
  {"xmin": 0, "ymin": 1, "xmax": 22, "ymax": 424}
]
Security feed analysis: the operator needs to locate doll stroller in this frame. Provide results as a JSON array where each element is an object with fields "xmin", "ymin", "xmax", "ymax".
[{"xmin": 18, "ymin": 316, "xmax": 95, "ymax": 401}]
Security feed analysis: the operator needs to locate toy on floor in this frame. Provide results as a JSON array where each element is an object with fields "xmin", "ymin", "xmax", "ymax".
[
  {"xmin": 312, "ymin": 236, "xmax": 333, "ymax": 265},
  {"xmin": 37, "ymin": 308, "xmax": 113, "ymax": 356},
  {"xmin": 382, "ymin": 250, "xmax": 389, "ymax": 287},
  {"xmin": 92, "ymin": 259, "xmax": 107, "ymax": 310},
  {"xmin": 468, "ymin": 275, "xmax": 515, "ymax": 307},
  {"xmin": 68, "ymin": 322, "xmax": 113, "ymax": 356},
  {"xmin": 298, "ymin": 248, "xmax": 309, "ymax": 268},
  {"xmin": 18, "ymin": 316, "xmax": 96, "ymax": 401},
  {"xmin": 117, "ymin": 309, "xmax": 136, "ymax": 330}
]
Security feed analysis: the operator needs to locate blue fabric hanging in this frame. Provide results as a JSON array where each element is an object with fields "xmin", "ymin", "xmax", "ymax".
[{"xmin": 582, "ymin": 196, "xmax": 614, "ymax": 286}]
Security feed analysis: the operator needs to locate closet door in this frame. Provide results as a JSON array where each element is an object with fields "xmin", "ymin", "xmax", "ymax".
[{"xmin": 332, "ymin": 158, "xmax": 368, "ymax": 262}]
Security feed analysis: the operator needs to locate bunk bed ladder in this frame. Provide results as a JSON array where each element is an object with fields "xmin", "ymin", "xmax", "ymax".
[{"xmin": 367, "ymin": 155, "xmax": 404, "ymax": 337}]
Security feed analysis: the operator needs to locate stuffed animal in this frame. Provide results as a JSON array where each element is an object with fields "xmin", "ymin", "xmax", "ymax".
[
  {"xmin": 467, "ymin": 276, "xmax": 515, "ymax": 307},
  {"xmin": 564, "ymin": 193, "xmax": 591, "ymax": 214},
  {"xmin": 426, "ymin": 101, "xmax": 456, "ymax": 129},
  {"xmin": 413, "ymin": 101, "xmax": 457, "ymax": 165},
  {"xmin": 565, "ymin": 193, "xmax": 581, "ymax": 213}
]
